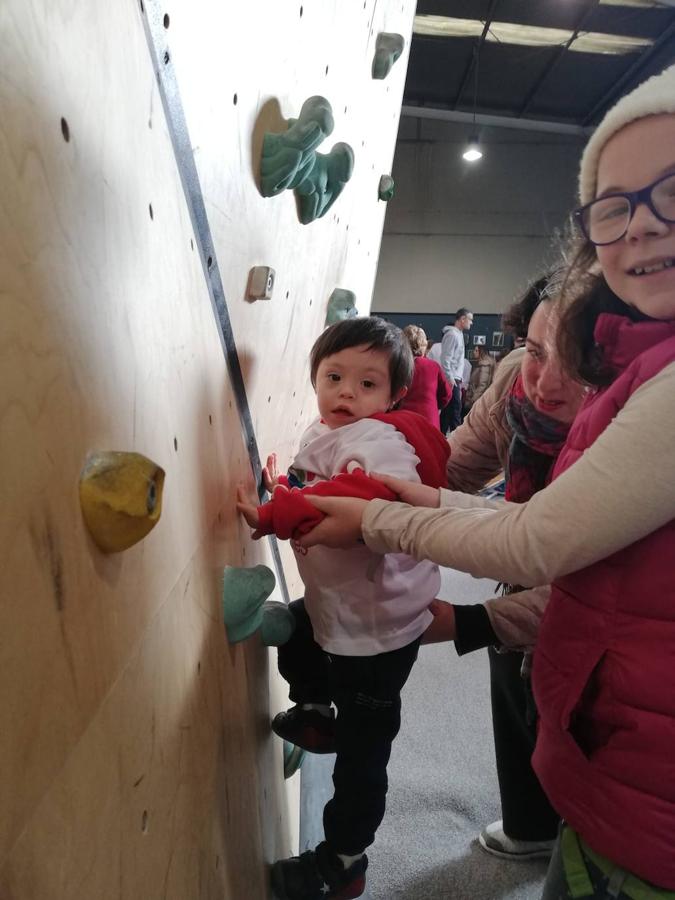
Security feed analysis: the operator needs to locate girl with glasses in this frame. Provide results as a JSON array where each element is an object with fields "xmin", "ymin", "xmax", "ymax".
[{"xmin": 294, "ymin": 65, "xmax": 675, "ymax": 898}]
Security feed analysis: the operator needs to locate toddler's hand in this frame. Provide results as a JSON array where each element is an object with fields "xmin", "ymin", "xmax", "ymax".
[
  {"xmin": 236, "ymin": 484, "xmax": 264, "ymax": 539},
  {"xmin": 370, "ymin": 473, "xmax": 441, "ymax": 508},
  {"xmin": 262, "ymin": 453, "xmax": 279, "ymax": 492},
  {"xmin": 421, "ymin": 599, "xmax": 456, "ymax": 644}
]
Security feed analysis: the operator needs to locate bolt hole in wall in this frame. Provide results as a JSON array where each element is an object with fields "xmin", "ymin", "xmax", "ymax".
[
  {"xmin": 141, "ymin": 810, "xmax": 149, "ymax": 833},
  {"xmin": 163, "ymin": 50, "xmax": 170, "ymax": 65},
  {"xmin": 173, "ymin": 437, "xmax": 178, "ymax": 451},
  {"xmin": 148, "ymin": 203, "xmax": 153, "ymax": 220},
  {"xmin": 163, "ymin": 12, "xmax": 169, "ymax": 28},
  {"xmin": 207, "ymin": 256, "xmax": 213, "ymax": 269},
  {"xmin": 233, "ymin": 93, "xmax": 238, "ymax": 105},
  {"xmin": 208, "ymin": 414, "xmax": 212, "ymax": 425},
  {"xmin": 60, "ymin": 117, "xmax": 70, "ymax": 142},
  {"xmin": 299, "ymin": 4, "xmax": 303, "ymax": 16}
]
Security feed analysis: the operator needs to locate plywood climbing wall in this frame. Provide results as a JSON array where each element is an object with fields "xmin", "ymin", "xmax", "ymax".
[{"xmin": 0, "ymin": 0, "xmax": 415, "ymax": 897}]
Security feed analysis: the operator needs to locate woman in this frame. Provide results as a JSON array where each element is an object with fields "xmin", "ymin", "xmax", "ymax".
[
  {"xmin": 438, "ymin": 278, "xmax": 585, "ymax": 863},
  {"xmin": 464, "ymin": 345, "xmax": 496, "ymax": 411},
  {"xmin": 297, "ymin": 66, "xmax": 675, "ymax": 895},
  {"xmin": 398, "ymin": 324, "xmax": 452, "ymax": 429}
]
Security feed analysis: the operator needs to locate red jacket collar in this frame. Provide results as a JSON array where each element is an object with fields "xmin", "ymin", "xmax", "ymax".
[{"xmin": 595, "ymin": 313, "xmax": 675, "ymax": 372}]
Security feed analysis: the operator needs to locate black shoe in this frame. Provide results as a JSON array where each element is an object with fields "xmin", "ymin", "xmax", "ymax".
[
  {"xmin": 271, "ymin": 842, "xmax": 367, "ymax": 900},
  {"xmin": 272, "ymin": 706, "xmax": 336, "ymax": 754}
]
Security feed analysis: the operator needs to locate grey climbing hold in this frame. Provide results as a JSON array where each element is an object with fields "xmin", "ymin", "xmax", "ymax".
[
  {"xmin": 222, "ymin": 564, "xmax": 276, "ymax": 643},
  {"xmin": 326, "ymin": 289, "xmax": 357, "ymax": 325},
  {"xmin": 372, "ymin": 33, "xmax": 404, "ymax": 80},
  {"xmin": 247, "ymin": 266, "xmax": 275, "ymax": 300},
  {"xmin": 378, "ymin": 174, "xmax": 395, "ymax": 202}
]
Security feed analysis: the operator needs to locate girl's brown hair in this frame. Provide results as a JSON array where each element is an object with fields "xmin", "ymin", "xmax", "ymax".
[{"xmin": 556, "ymin": 233, "xmax": 648, "ymax": 386}]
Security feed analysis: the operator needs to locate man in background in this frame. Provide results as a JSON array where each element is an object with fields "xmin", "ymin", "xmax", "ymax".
[{"xmin": 439, "ymin": 308, "xmax": 473, "ymax": 434}]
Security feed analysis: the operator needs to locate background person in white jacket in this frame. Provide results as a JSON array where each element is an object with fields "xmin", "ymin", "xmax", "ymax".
[{"xmin": 440, "ymin": 308, "xmax": 473, "ymax": 434}]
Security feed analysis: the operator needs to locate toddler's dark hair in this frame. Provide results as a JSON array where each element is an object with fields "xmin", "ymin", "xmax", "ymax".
[{"xmin": 310, "ymin": 316, "xmax": 414, "ymax": 397}]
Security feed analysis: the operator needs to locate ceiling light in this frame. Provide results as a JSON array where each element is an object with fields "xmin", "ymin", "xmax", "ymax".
[
  {"xmin": 462, "ymin": 139, "xmax": 483, "ymax": 162},
  {"xmin": 413, "ymin": 15, "xmax": 652, "ymax": 55}
]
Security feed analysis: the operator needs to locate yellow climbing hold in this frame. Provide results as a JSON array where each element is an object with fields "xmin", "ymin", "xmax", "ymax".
[{"xmin": 79, "ymin": 451, "xmax": 165, "ymax": 553}]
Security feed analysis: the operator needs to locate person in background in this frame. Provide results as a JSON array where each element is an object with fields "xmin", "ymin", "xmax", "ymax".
[
  {"xmin": 295, "ymin": 64, "xmax": 675, "ymax": 897},
  {"xmin": 399, "ymin": 325, "xmax": 453, "ymax": 430},
  {"xmin": 460, "ymin": 356, "xmax": 472, "ymax": 417},
  {"xmin": 439, "ymin": 308, "xmax": 473, "ymax": 434},
  {"xmin": 426, "ymin": 339, "xmax": 442, "ymax": 365},
  {"xmin": 464, "ymin": 345, "xmax": 496, "ymax": 411}
]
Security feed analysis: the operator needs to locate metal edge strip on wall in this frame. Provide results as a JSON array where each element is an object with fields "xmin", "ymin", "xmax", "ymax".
[{"xmin": 140, "ymin": 0, "xmax": 290, "ymax": 604}]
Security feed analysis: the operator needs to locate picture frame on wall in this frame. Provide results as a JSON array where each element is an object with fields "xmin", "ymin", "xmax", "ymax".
[
  {"xmin": 473, "ymin": 335, "xmax": 486, "ymax": 345},
  {"xmin": 492, "ymin": 331, "xmax": 504, "ymax": 348}
]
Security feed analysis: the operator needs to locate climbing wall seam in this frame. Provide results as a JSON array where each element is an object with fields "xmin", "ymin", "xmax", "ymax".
[{"xmin": 139, "ymin": 0, "xmax": 290, "ymax": 603}]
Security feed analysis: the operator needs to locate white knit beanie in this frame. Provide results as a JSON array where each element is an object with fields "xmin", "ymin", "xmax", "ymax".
[{"xmin": 578, "ymin": 63, "xmax": 675, "ymax": 205}]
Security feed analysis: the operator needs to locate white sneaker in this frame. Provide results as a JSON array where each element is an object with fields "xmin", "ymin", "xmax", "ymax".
[{"xmin": 478, "ymin": 820, "xmax": 555, "ymax": 860}]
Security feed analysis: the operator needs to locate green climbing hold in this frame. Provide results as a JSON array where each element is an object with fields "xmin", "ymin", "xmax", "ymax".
[
  {"xmin": 283, "ymin": 741, "xmax": 306, "ymax": 779},
  {"xmin": 261, "ymin": 96, "xmax": 334, "ymax": 197},
  {"xmin": 222, "ymin": 564, "xmax": 276, "ymax": 643},
  {"xmin": 260, "ymin": 601, "xmax": 296, "ymax": 647},
  {"xmin": 260, "ymin": 96, "xmax": 354, "ymax": 224},
  {"xmin": 295, "ymin": 142, "xmax": 354, "ymax": 224},
  {"xmin": 378, "ymin": 174, "xmax": 395, "ymax": 202},
  {"xmin": 326, "ymin": 289, "xmax": 357, "ymax": 325},
  {"xmin": 372, "ymin": 33, "xmax": 404, "ymax": 80}
]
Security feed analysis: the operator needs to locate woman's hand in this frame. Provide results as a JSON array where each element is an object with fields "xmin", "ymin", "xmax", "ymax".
[
  {"xmin": 370, "ymin": 473, "xmax": 441, "ymax": 508},
  {"xmin": 421, "ymin": 599, "xmax": 456, "ymax": 644},
  {"xmin": 236, "ymin": 484, "xmax": 264, "ymax": 539},
  {"xmin": 296, "ymin": 496, "xmax": 369, "ymax": 549},
  {"xmin": 262, "ymin": 453, "xmax": 279, "ymax": 493}
]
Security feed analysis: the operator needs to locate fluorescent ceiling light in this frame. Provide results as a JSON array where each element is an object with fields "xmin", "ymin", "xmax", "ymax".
[
  {"xmin": 600, "ymin": 0, "xmax": 675, "ymax": 7},
  {"xmin": 462, "ymin": 139, "xmax": 483, "ymax": 162},
  {"xmin": 413, "ymin": 16, "xmax": 653, "ymax": 54}
]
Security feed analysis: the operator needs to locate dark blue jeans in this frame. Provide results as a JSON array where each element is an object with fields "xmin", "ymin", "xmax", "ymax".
[{"xmin": 278, "ymin": 599, "xmax": 421, "ymax": 855}]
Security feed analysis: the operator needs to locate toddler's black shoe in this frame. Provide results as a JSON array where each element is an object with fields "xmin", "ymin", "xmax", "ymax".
[
  {"xmin": 272, "ymin": 706, "xmax": 336, "ymax": 754},
  {"xmin": 271, "ymin": 842, "xmax": 367, "ymax": 900}
]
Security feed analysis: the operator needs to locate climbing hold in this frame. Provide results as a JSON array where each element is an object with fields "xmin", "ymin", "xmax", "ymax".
[
  {"xmin": 247, "ymin": 266, "xmax": 276, "ymax": 300},
  {"xmin": 222, "ymin": 565, "xmax": 276, "ymax": 643},
  {"xmin": 261, "ymin": 96, "xmax": 334, "ymax": 198},
  {"xmin": 326, "ymin": 289, "xmax": 357, "ymax": 325},
  {"xmin": 260, "ymin": 96, "xmax": 354, "ymax": 224},
  {"xmin": 283, "ymin": 741, "xmax": 306, "ymax": 779},
  {"xmin": 378, "ymin": 174, "xmax": 395, "ymax": 202},
  {"xmin": 79, "ymin": 451, "xmax": 165, "ymax": 553},
  {"xmin": 260, "ymin": 600, "xmax": 296, "ymax": 646},
  {"xmin": 295, "ymin": 142, "xmax": 354, "ymax": 225},
  {"xmin": 372, "ymin": 33, "xmax": 404, "ymax": 80}
]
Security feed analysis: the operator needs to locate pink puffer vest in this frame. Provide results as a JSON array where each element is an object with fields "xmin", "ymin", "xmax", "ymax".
[{"xmin": 532, "ymin": 313, "xmax": 675, "ymax": 889}]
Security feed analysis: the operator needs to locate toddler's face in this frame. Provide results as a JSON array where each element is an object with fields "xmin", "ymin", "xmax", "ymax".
[{"xmin": 315, "ymin": 344, "xmax": 403, "ymax": 429}]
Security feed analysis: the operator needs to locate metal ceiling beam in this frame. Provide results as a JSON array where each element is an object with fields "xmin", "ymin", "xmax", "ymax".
[
  {"xmin": 453, "ymin": 0, "xmax": 500, "ymax": 109},
  {"xmin": 519, "ymin": 0, "xmax": 601, "ymax": 118},
  {"xmin": 401, "ymin": 104, "xmax": 592, "ymax": 136},
  {"xmin": 583, "ymin": 14, "xmax": 675, "ymax": 124}
]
